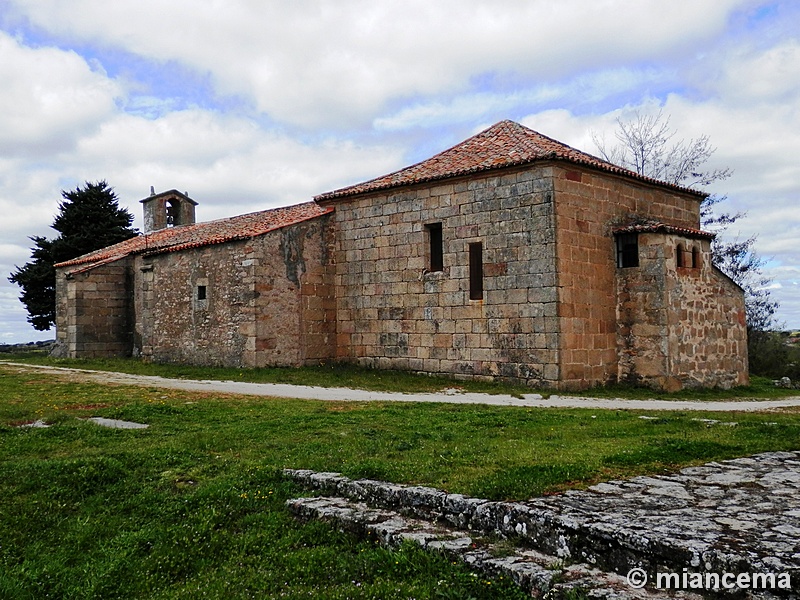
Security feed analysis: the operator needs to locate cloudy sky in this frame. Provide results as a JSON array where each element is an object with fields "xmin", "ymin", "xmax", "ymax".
[{"xmin": 1, "ymin": 0, "xmax": 798, "ymax": 343}]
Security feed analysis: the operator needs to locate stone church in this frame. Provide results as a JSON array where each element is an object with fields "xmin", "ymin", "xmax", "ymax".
[{"xmin": 54, "ymin": 120, "xmax": 748, "ymax": 390}]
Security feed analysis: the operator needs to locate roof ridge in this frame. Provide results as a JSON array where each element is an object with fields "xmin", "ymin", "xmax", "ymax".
[
  {"xmin": 315, "ymin": 120, "xmax": 706, "ymax": 201},
  {"xmin": 324, "ymin": 121, "xmax": 517, "ymax": 196},
  {"xmin": 504, "ymin": 120, "xmax": 614, "ymax": 163}
]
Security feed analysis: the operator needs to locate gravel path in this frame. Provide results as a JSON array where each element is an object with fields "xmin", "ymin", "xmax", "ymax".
[{"xmin": 3, "ymin": 361, "xmax": 800, "ymax": 411}]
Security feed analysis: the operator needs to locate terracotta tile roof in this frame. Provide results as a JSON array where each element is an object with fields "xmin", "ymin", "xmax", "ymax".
[
  {"xmin": 613, "ymin": 222, "xmax": 716, "ymax": 239},
  {"xmin": 56, "ymin": 201, "xmax": 333, "ymax": 273},
  {"xmin": 315, "ymin": 120, "xmax": 707, "ymax": 201}
]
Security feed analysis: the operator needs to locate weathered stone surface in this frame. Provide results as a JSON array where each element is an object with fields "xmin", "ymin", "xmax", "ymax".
[
  {"xmin": 17, "ymin": 419, "xmax": 50, "ymax": 428},
  {"xmin": 57, "ymin": 211, "xmax": 335, "ymax": 369},
  {"xmin": 86, "ymin": 417, "xmax": 148, "ymax": 429},
  {"xmin": 286, "ymin": 451, "xmax": 800, "ymax": 597},
  {"xmin": 616, "ymin": 231, "xmax": 748, "ymax": 390},
  {"xmin": 286, "ymin": 495, "xmax": 701, "ymax": 599},
  {"xmin": 55, "ymin": 260, "xmax": 135, "ymax": 359},
  {"xmin": 329, "ymin": 167, "xmax": 564, "ymax": 388}
]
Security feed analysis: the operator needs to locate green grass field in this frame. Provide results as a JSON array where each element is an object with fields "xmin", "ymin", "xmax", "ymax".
[{"xmin": 1, "ymin": 362, "xmax": 799, "ymax": 599}]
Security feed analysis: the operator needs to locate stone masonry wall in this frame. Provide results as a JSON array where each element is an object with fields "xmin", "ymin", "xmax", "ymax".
[
  {"xmin": 617, "ymin": 233, "xmax": 748, "ymax": 390},
  {"xmin": 252, "ymin": 216, "xmax": 336, "ymax": 366},
  {"xmin": 136, "ymin": 216, "xmax": 334, "ymax": 367},
  {"xmin": 666, "ymin": 236, "xmax": 748, "ymax": 388},
  {"xmin": 55, "ymin": 260, "xmax": 134, "ymax": 358},
  {"xmin": 136, "ymin": 242, "xmax": 252, "ymax": 366},
  {"xmin": 142, "ymin": 192, "xmax": 195, "ymax": 232},
  {"xmin": 298, "ymin": 216, "xmax": 337, "ymax": 364},
  {"xmin": 616, "ymin": 235, "xmax": 670, "ymax": 388},
  {"xmin": 54, "ymin": 269, "xmax": 68, "ymax": 353},
  {"xmin": 553, "ymin": 165, "xmax": 705, "ymax": 389},
  {"xmin": 325, "ymin": 166, "xmax": 560, "ymax": 386}
]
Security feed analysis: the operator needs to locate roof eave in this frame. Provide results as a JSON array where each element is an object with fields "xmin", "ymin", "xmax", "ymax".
[
  {"xmin": 315, "ymin": 155, "xmax": 707, "ymax": 202},
  {"xmin": 612, "ymin": 222, "xmax": 716, "ymax": 240}
]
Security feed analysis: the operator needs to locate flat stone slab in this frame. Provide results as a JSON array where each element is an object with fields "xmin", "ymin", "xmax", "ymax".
[
  {"xmin": 533, "ymin": 452, "xmax": 800, "ymax": 577},
  {"xmin": 86, "ymin": 417, "xmax": 148, "ymax": 429},
  {"xmin": 18, "ymin": 419, "xmax": 51, "ymax": 428},
  {"xmin": 286, "ymin": 451, "xmax": 800, "ymax": 597}
]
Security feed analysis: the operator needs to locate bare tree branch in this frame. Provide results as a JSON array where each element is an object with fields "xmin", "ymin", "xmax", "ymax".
[{"xmin": 592, "ymin": 110, "xmax": 732, "ymax": 188}]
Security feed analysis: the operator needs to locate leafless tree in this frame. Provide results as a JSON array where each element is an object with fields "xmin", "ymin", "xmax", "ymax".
[{"xmin": 592, "ymin": 110, "xmax": 732, "ymax": 189}]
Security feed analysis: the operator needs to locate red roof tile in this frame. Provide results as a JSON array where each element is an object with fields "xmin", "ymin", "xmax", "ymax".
[
  {"xmin": 56, "ymin": 201, "xmax": 333, "ymax": 272},
  {"xmin": 613, "ymin": 222, "xmax": 715, "ymax": 239},
  {"xmin": 315, "ymin": 120, "xmax": 707, "ymax": 201}
]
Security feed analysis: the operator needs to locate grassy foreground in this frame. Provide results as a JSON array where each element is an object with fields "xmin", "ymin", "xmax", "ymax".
[{"xmin": 1, "ymin": 364, "xmax": 799, "ymax": 599}]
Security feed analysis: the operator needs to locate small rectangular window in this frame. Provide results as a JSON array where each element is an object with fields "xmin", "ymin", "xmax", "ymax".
[
  {"xmin": 197, "ymin": 285, "xmax": 207, "ymax": 301},
  {"xmin": 616, "ymin": 234, "xmax": 639, "ymax": 268},
  {"xmin": 426, "ymin": 223, "xmax": 443, "ymax": 272},
  {"xmin": 469, "ymin": 242, "xmax": 483, "ymax": 300}
]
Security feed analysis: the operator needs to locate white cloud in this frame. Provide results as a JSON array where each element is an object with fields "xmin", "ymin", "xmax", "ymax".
[
  {"xmin": 6, "ymin": 0, "xmax": 752, "ymax": 128},
  {"xmin": 0, "ymin": 31, "xmax": 120, "ymax": 156},
  {"xmin": 0, "ymin": 23, "xmax": 407, "ymax": 341},
  {"xmin": 520, "ymin": 108, "xmax": 616, "ymax": 156},
  {"xmin": 375, "ymin": 68, "xmax": 663, "ymax": 132},
  {"xmin": 696, "ymin": 37, "xmax": 800, "ymax": 106},
  {"xmin": 60, "ymin": 109, "xmax": 406, "ymax": 226},
  {"xmin": 0, "ymin": 104, "xmax": 406, "ymax": 341},
  {"xmin": 1, "ymin": 256, "xmax": 55, "ymax": 343}
]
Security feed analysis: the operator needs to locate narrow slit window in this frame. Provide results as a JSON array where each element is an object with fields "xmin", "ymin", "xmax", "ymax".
[
  {"xmin": 676, "ymin": 243, "xmax": 685, "ymax": 268},
  {"xmin": 426, "ymin": 223, "xmax": 443, "ymax": 272},
  {"xmin": 691, "ymin": 246, "xmax": 700, "ymax": 269},
  {"xmin": 197, "ymin": 285, "xmax": 207, "ymax": 301},
  {"xmin": 616, "ymin": 234, "xmax": 639, "ymax": 268},
  {"xmin": 469, "ymin": 242, "xmax": 483, "ymax": 300}
]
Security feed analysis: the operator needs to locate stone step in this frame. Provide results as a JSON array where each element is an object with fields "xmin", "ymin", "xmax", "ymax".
[
  {"xmin": 285, "ymin": 452, "xmax": 800, "ymax": 597},
  {"xmin": 282, "ymin": 469, "xmax": 720, "ymax": 579},
  {"xmin": 287, "ymin": 495, "xmax": 700, "ymax": 599}
]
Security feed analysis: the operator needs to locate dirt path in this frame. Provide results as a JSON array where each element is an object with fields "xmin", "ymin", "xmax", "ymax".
[{"xmin": 3, "ymin": 361, "xmax": 800, "ymax": 412}]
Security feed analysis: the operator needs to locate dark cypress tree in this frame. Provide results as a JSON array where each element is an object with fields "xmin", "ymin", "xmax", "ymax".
[
  {"xmin": 8, "ymin": 237, "xmax": 57, "ymax": 331},
  {"xmin": 9, "ymin": 181, "xmax": 138, "ymax": 331}
]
